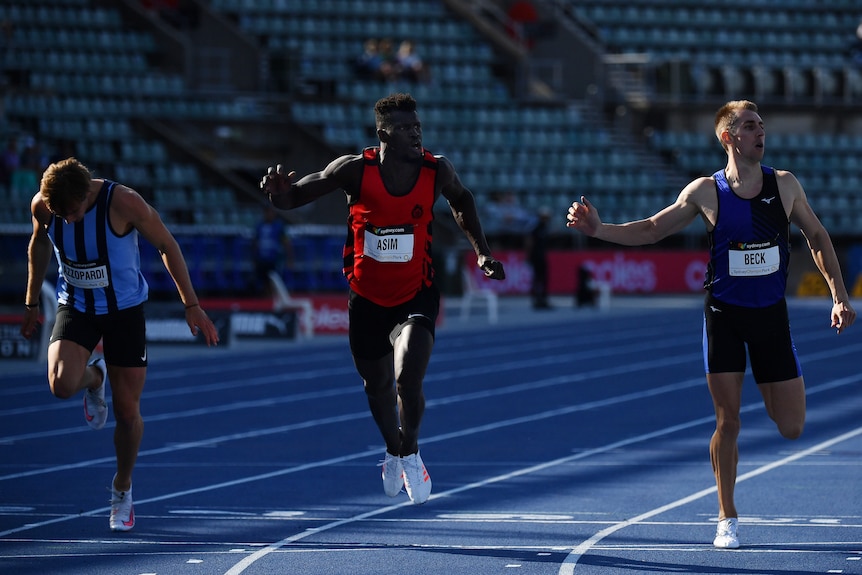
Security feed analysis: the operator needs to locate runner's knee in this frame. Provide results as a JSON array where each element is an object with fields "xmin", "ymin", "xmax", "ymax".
[
  {"xmin": 777, "ymin": 419, "xmax": 804, "ymax": 440},
  {"xmin": 715, "ymin": 416, "xmax": 741, "ymax": 439}
]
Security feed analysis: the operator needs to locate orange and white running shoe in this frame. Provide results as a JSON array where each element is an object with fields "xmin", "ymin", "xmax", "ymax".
[{"xmin": 401, "ymin": 451, "xmax": 431, "ymax": 505}]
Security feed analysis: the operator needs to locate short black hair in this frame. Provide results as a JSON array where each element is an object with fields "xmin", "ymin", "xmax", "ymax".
[{"xmin": 374, "ymin": 92, "xmax": 417, "ymax": 128}]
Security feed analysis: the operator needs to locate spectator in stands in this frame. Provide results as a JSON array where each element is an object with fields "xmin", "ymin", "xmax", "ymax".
[
  {"xmin": 1, "ymin": 136, "xmax": 20, "ymax": 189},
  {"xmin": 253, "ymin": 205, "xmax": 293, "ymax": 296},
  {"xmin": 525, "ymin": 206, "xmax": 551, "ymax": 309},
  {"xmin": 575, "ymin": 264, "xmax": 598, "ymax": 308},
  {"xmin": 483, "ymin": 189, "xmax": 534, "ymax": 239},
  {"xmin": 354, "ymin": 38, "xmax": 397, "ymax": 82},
  {"xmin": 505, "ymin": 0, "xmax": 554, "ymax": 49},
  {"xmin": 395, "ymin": 40, "xmax": 429, "ymax": 83},
  {"xmin": 354, "ymin": 38, "xmax": 384, "ymax": 81},
  {"xmin": 20, "ymin": 157, "xmax": 219, "ymax": 531},
  {"xmin": 566, "ymin": 100, "xmax": 856, "ymax": 550},
  {"xmin": 10, "ymin": 138, "xmax": 43, "ymax": 200},
  {"xmin": 376, "ymin": 38, "xmax": 398, "ymax": 82},
  {"xmin": 260, "ymin": 92, "xmax": 505, "ymax": 505}
]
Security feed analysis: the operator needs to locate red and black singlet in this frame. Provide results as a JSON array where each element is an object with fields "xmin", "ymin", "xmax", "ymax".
[{"xmin": 343, "ymin": 147, "xmax": 437, "ymax": 306}]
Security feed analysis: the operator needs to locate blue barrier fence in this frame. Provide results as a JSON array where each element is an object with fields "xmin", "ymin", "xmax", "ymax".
[{"xmin": 0, "ymin": 231, "xmax": 348, "ymax": 300}]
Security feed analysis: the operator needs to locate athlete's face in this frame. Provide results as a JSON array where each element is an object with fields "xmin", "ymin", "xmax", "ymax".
[
  {"xmin": 379, "ymin": 110, "xmax": 423, "ymax": 161},
  {"xmin": 725, "ymin": 110, "xmax": 765, "ymax": 162},
  {"xmin": 47, "ymin": 198, "xmax": 87, "ymax": 224}
]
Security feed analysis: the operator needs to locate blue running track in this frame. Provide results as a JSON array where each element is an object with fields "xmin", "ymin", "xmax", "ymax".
[{"xmin": 1, "ymin": 296, "xmax": 860, "ymax": 575}]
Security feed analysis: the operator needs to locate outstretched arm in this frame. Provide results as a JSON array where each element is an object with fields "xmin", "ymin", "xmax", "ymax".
[
  {"xmin": 567, "ymin": 178, "xmax": 710, "ymax": 246},
  {"xmin": 260, "ymin": 155, "xmax": 361, "ymax": 210}
]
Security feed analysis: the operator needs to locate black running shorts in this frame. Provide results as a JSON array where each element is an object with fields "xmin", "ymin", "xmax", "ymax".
[
  {"xmin": 348, "ymin": 284, "xmax": 440, "ymax": 360},
  {"xmin": 51, "ymin": 303, "xmax": 148, "ymax": 367},
  {"xmin": 702, "ymin": 294, "xmax": 801, "ymax": 383}
]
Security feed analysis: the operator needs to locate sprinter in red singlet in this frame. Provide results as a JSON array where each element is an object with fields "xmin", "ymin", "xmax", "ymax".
[{"xmin": 260, "ymin": 93, "xmax": 505, "ymax": 504}]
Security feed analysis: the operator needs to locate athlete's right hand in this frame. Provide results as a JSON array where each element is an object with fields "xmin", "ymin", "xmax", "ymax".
[
  {"xmin": 20, "ymin": 307, "xmax": 41, "ymax": 340},
  {"xmin": 566, "ymin": 195, "xmax": 600, "ymax": 237},
  {"xmin": 259, "ymin": 164, "xmax": 295, "ymax": 200}
]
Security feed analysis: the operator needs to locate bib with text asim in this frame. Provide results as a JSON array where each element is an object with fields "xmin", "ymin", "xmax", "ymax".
[{"xmin": 343, "ymin": 147, "xmax": 438, "ymax": 307}]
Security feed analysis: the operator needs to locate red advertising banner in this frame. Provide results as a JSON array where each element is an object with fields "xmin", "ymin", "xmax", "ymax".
[
  {"xmin": 305, "ymin": 294, "xmax": 446, "ymax": 334},
  {"xmin": 307, "ymin": 294, "xmax": 351, "ymax": 334},
  {"xmin": 202, "ymin": 294, "xmax": 446, "ymax": 337},
  {"xmin": 200, "ymin": 295, "xmax": 352, "ymax": 336},
  {"xmin": 464, "ymin": 250, "xmax": 710, "ymax": 295}
]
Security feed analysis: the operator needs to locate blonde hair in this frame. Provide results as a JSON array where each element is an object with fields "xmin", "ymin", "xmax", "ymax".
[
  {"xmin": 40, "ymin": 157, "xmax": 92, "ymax": 217},
  {"xmin": 714, "ymin": 100, "xmax": 758, "ymax": 149}
]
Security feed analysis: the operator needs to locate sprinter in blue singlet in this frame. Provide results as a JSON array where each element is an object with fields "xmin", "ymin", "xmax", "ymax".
[
  {"xmin": 565, "ymin": 100, "xmax": 855, "ymax": 549},
  {"xmin": 20, "ymin": 158, "xmax": 219, "ymax": 531}
]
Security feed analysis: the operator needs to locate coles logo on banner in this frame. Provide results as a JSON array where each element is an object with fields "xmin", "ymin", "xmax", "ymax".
[
  {"xmin": 463, "ymin": 250, "xmax": 709, "ymax": 295},
  {"xmin": 304, "ymin": 294, "xmax": 444, "ymax": 334},
  {"xmin": 309, "ymin": 295, "xmax": 350, "ymax": 334}
]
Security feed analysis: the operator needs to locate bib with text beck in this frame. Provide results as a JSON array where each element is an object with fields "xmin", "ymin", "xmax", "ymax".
[
  {"xmin": 728, "ymin": 240, "xmax": 779, "ymax": 277},
  {"xmin": 62, "ymin": 259, "xmax": 110, "ymax": 289},
  {"xmin": 363, "ymin": 224, "xmax": 414, "ymax": 263}
]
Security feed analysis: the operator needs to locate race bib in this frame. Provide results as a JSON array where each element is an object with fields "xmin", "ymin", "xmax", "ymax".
[
  {"xmin": 728, "ymin": 240, "xmax": 779, "ymax": 277},
  {"xmin": 62, "ymin": 259, "xmax": 110, "ymax": 288},
  {"xmin": 363, "ymin": 224, "xmax": 414, "ymax": 262}
]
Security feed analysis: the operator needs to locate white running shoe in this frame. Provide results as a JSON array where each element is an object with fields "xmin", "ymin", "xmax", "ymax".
[
  {"xmin": 110, "ymin": 477, "xmax": 135, "ymax": 532},
  {"xmin": 401, "ymin": 452, "xmax": 431, "ymax": 505},
  {"xmin": 84, "ymin": 358, "xmax": 108, "ymax": 430},
  {"xmin": 380, "ymin": 452, "xmax": 404, "ymax": 497},
  {"xmin": 713, "ymin": 517, "xmax": 739, "ymax": 549}
]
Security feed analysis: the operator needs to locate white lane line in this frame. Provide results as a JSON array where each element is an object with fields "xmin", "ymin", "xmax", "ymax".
[
  {"xmin": 0, "ymin": 320, "xmax": 678, "ymax": 408},
  {"xmin": 0, "ymin": 354, "xmax": 703, "ymax": 481},
  {"xmin": 0, "ymin": 376, "xmax": 707, "ymax": 538},
  {"xmin": 0, "ymin": 330, "xmax": 697, "ymax": 428},
  {"xmin": 1, "ymin": 363, "xmax": 859, "ymax": 538},
  {"xmin": 221, "ymin": 374, "xmax": 862, "ymax": 574},
  {"xmin": 1, "ymin": 344, "xmax": 857, "ymax": 557},
  {"xmin": 4, "ymin": 332, "xmax": 856, "ymax": 443},
  {"xmin": 557, "ymin": 425, "xmax": 862, "ymax": 575}
]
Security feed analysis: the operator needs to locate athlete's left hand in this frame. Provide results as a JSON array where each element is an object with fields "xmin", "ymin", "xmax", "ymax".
[
  {"xmin": 186, "ymin": 305, "xmax": 220, "ymax": 346},
  {"xmin": 478, "ymin": 256, "xmax": 505, "ymax": 280}
]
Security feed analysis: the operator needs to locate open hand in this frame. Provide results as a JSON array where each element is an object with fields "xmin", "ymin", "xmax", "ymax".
[
  {"xmin": 566, "ymin": 195, "xmax": 600, "ymax": 236},
  {"xmin": 259, "ymin": 164, "xmax": 295, "ymax": 200}
]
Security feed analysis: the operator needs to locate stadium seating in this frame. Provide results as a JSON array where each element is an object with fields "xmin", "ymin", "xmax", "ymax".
[{"xmin": 2, "ymin": 0, "xmax": 860, "ymax": 303}]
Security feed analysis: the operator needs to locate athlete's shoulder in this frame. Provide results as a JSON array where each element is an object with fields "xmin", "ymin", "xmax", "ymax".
[
  {"xmin": 329, "ymin": 152, "xmax": 366, "ymax": 170},
  {"xmin": 321, "ymin": 153, "xmax": 365, "ymax": 183},
  {"xmin": 772, "ymin": 167, "xmax": 798, "ymax": 181},
  {"xmin": 108, "ymin": 181, "xmax": 146, "ymax": 208},
  {"xmin": 431, "ymin": 153, "xmax": 456, "ymax": 177},
  {"xmin": 30, "ymin": 192, "xmax": 52, "ymax": 226},
  {"xmin": 682, "ymin": 175, "xmax": 717, "ymax": 198}
]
